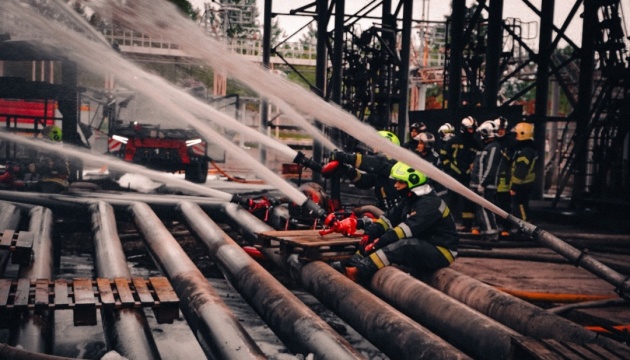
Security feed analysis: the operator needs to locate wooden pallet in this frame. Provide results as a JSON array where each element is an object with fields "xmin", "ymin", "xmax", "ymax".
[
  {"xmin": 511, "ymin": 336, "xmax": 630, "ymax": 359},
  {"xmin": 0, "ymin": 230, "xmax": 34, "ymax": 265},
  {"xmin": 257, "ymin": 229, "xmax": 361, "ymax": 261},
  {"xmin": 0, "ymin": 277, "xmax": 179, "ymax": 326}
]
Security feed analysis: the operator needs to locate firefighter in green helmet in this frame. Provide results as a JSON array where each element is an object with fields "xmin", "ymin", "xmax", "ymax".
[
  {"xmin": 331, "ymin": 161, "xmax": 459, "ymax": 283},
  {"xmin": 34, "ymin": 125, "xmax": 70, "ymax": 193}
]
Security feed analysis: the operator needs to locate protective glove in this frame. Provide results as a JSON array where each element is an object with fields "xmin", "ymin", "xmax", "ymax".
[
  {"xmin": 373, "ymin": 229, "xmax": 400, "ymax": 250},
  {"xmin": 329, "ymin": 150, "xmax": 355, "ymax": 165},
  {"xmin": 321, "ymin": 160, "xmax": 341, "ymax": 177},
  {"xmin": 363, "ymin": 222, "xmax": 384, "ymax": 241}
]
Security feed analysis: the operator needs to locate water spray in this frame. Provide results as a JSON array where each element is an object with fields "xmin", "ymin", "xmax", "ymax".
[
  {"xmin": 0, "ymin": 130, "xmax": 234, "ymax": 201},
  {"xmin": 75, "ymin": 0, "xmax": 630, "ymax": 296}
]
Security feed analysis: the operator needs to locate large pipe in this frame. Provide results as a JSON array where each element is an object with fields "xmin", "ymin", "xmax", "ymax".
[
  {"xmin": 296, "ymin": 261, "xmax": 471, "ymax": 360},
  {"xmin": 127, "ymin": 202, "xmax": 266, "ymax": 360},
  {"xmin": 0, "ymin": 201, "xmax": 22, "ymax": 276},
  {"xmin": 177, "ymin": 201, "xmax": 365, "ymax": 360},
  {"xmin": 214, "ymin": 204, "xmax": 468, "ymax": 358},
  {"xmin": 509, "ymin": 215, "xmax": 630, "ymax": 299},
  {"xmin": 370, "ymin": 267, "xmax": 520, "ymax": 360},
  {"xmin": 90, "ymin": 202, "xmax": 161, "ymax": 360},
  {"xmin": 422, "ymin": 267, "xmax": 627, "ymax": 351},
  {"xmin": 10, "ymin": 207, "xmax": 54, "ymax": 354}
]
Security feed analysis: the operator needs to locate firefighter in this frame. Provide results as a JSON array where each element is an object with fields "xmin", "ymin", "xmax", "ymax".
[
  {"xmin": 414, "ymin": 131, "xmax": 446, "ymax": 198},
  {"xmin": 34, "ymin": 125, "xmax": 70, "ymax": 193},
  {"xmin": 332, "ymin": 161, "xmax": 458, "ymax": 283},
  {"xmin": 458, "ymin": 116, "xmax": 480, "ymax": 232},
  {"xmin": 510, "ymin": 122, "xmax": 538, "ymax": 223},
  {"xmin": 403, "ymin": 122, "xmax": 427, "ymax": 150},
  {"xmin": 323, "ymin": 130, "xmax": 401, "ymax": 211},
  {"xmin": 493, "ymin": 117, "xmax": 515, "ymax": 236},
  {"xmin": 470, "ymin": 120, "xmax": 501, "ymax": 241},
  {"xmin": 437, "ymin": 122, "xmax": 462, "ymax": 218}
]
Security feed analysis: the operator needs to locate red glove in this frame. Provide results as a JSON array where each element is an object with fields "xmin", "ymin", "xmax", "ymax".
[
  {"xmin": 321, "ymin": 160, "xmax": 340, "ymax": 176},
  {"xmin": 363, "ymin": 239, "xmax": 379, "ymax": 254}
]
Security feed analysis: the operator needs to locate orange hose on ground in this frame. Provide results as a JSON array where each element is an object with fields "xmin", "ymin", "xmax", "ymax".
[
  {"xmin": 584, "ymin": 324, "xmax": 630, "ymax": 334},
  {"xmin": 494, "ymin": 287, "xmax": 617, "ymax": 303},
  {"xmin": 210, "ymin": 160, "xmax": 266, "ymax": 184}
]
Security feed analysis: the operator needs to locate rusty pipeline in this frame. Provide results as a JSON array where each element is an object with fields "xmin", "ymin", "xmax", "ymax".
[
  {"xmin": 8, "ymin": 207, "xmax": 54, "ymax": 354},
  {"xmin": 371, "ymin": 266, "xmax": 520, "ymax": 360},
  {"xmin": 296, "ymin": 261, "xmax": 471, "ymax": 360},
  {"xmin": 422, "ymin": 267, "xmax": 627, "ymax": 351},
  {"xmin": 127, "ymin": 201, "xmax": 266, "ymax": 360},
  {"xmin": 508, "ymin": 215, "xmax": 630, "ymax": 300},
  {"xmin": 90, "ymin": 201, "xmax": 161, "ymax": 360},
  {"xmin": 177, "ymin": 201, "xmax": 365, "ymax": 360}
]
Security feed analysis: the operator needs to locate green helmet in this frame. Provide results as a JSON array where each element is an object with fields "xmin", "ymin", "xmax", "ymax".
[
  {"xmin": 390, "ymin": 161, "xmax": 427, "ymax": 188},
  {"xmin": 377, "ymin": 130, "xmax": 400, "ymax": 146},
  {"xmin": 42, "ymin": 125, "xmax": 62, "ymax": 142}
]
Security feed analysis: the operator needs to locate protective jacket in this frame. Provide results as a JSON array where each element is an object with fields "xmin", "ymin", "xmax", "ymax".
[
  {"xmin": 367, "ymin": 184, "xmax": 459, "ymax": 252},
  {"xmin": 511, "ymin": 140, "xmax": 538, "ymax": 190},
  {"xmin": 471, "ymin": 139, "xmax": 501, "ymax": 190}
]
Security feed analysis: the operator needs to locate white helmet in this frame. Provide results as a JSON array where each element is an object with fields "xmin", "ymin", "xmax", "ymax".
[
  {"xmin": 460, "ymin": 116, "xmax": 477, "ymax": 133},
  {"xmin": 492, "ymin": 117, "xmax": 508, "ymax": 138},
  {"xmin": 438, "ymin": 123, "xmax": 455, "ymax": 140},
  {"xmin": 477, "ymin": 120, "xmax": 498, "ymax": 140},
  {"xmin": 413, "ymin": 132, "xmax": 436, "ymax": 150}
]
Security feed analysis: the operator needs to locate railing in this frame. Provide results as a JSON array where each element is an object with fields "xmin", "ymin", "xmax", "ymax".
[{"xmin": 103, "ymin": 27, "xmax": 318, "ymax": 63}]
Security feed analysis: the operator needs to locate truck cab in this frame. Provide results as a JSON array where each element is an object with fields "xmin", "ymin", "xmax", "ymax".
[{"xmin": 107, "ymin": 121, "xmax": 209, "ymax": 183}]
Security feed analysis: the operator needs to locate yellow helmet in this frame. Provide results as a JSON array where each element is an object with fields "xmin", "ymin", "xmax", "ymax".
[
  {"xmin": 377, "ymin": 130, "xmax": 400, "ymax": 146},
  {"xmin": 512, "ymin": 122, "xmax": 534, "ymax": 141},
  {"xmin": 390, "ymin": 161, "xmax": 427, "ymax": 189}
]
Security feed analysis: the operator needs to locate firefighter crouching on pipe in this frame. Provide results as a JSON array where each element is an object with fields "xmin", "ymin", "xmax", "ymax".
[
  {"xmin": 331, "ymin": 161, "xmax": 459, "ymax": 283},
  {"xmin": 30, "ymin": 125, "xmax": 70, "ymax": 193}
]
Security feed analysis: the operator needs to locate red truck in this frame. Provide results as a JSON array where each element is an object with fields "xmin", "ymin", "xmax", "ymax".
[{"xmin": 107, "ymin": 121, "xmax": 209, "ymax": 183}]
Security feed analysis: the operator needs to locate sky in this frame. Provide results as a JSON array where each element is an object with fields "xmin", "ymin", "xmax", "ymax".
[{"xmin": 185, "ymin": 0, "xmax": 626, "ymax": 47}]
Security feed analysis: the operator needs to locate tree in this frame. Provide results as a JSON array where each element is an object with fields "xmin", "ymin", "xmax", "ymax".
[{"xmin": 166, "ymin": 0, "xmax": 198, "ymax": 20}]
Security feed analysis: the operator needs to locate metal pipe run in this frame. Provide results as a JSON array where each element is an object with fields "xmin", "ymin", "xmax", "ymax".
[
  {"xmin": 509, "ymin": 215, "xmax": 630, "ymax": 299},
  {"xmin": 370, "ymin": 267, "xmax": 520, "ymax": 360},
  {"xmin": 10, "ymin": 207, "xmax": 54, "ymax": 354},
  {"xmin": 422, "ymin": 267, "xmax": 627, "ymax": 351},
  {"xmin": 296, "ymin": 261, "xmax": 471, "ymax": 360},
  {"xmin": 177, "ymin": 201, "xmax": 365, "ymax": 360},
  {"xmin": 0, "ymin": 201, "xmax": 22, "ymax": 277},
  {"xmin": 127, "ymin": 202, "xmax": 266, "ymax": 360},
  {"xmin": 90, "ymin": 201, "xmax": 161, "ymax": 360}
]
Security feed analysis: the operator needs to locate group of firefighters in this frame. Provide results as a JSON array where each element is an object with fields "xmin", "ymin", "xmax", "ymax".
[{"xmin": 317, "ymin": 117, "xmax": 538, "ymax": 284}]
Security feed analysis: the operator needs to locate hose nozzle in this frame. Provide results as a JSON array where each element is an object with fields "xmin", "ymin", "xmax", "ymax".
[{"xmin": 293, "ymin": 151, "xmax": 322, "ymax": 172}]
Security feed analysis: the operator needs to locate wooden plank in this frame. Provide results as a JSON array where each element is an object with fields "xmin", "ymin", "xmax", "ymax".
[
  {"xmin": 115, "ymin": 278, "xmax": 135, "ymax": 306},
  {"xmin": 0, "ymin": 230, "xmax": 14, "ymax": 247},
  {"xmin": 35, "ymin": 279, "xmax": 49, "ymax": 308},
  {"xmin": 150, "ymin": 277, "xmax": 178, "ymax": 324},
  {"xmin": 54, "ymin": 279, "xmax": 68, "ymax": 306},
  {"xmin": 12, "ymin": 231, "xmax": 34, "ymax": 264},
  {"xmin": 73, "ymin": 278, "xmax": 96, "ymax": 326},
  {"xmin": 0, "ymin": 279, "xmax": 12, "ymax": 307},
  {"xmin": 541, "ymin": 339, "xmax": 584, "ymax": 360},
  {"xmin": 14, "ymin": 278, "xmax": 31, "ymax": 307},
  {"xmin": 97, "ymin": 278, "xmax": 115, "ymax": 306},
  {"xmin": 511, "ymin": 337, "xmax": 564, "ymax": 360},
  {"xmin": 584, "ymin": 343, "xmax": 626, "ymax": 360},
  {"xmin": 133, "ymin": 278, "xmax": 155, "ymax": 305},
  {"xmin": 559, "ymin": 341, "xmax": 606, "ymax": 360},
  {"xmin": 150, "ymin": 277, "xmax": 178, "ymax": 303}
]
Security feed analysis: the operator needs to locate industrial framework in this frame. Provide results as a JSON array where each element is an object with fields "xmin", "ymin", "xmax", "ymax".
[{"xmin": 262, "ymin": 0, "xmax": 630, "ymax": 213}]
